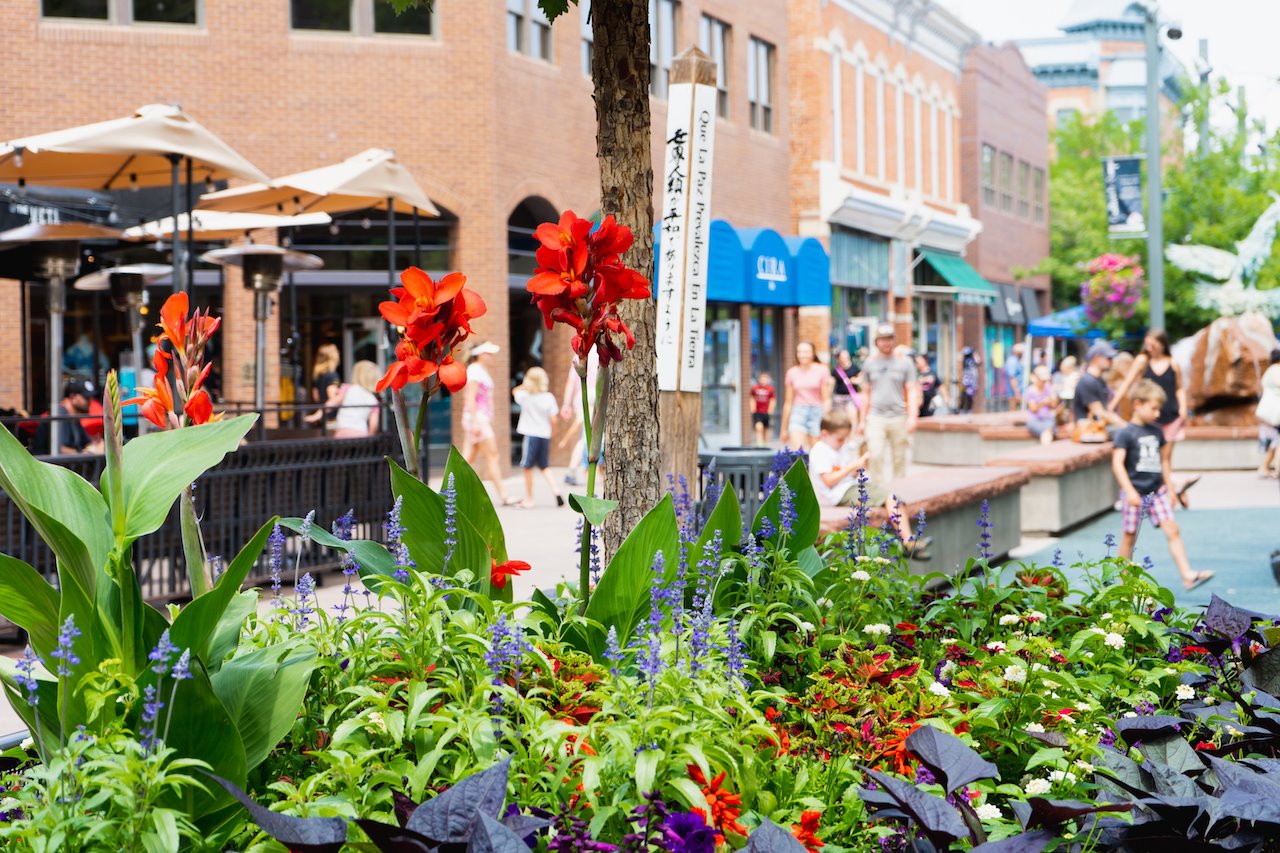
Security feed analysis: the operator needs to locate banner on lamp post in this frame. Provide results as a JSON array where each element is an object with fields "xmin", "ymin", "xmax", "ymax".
[
  {"xmin": 1103, "ymin": 155, "xmax": 1146, "ymax": 237},
  {"xmin": 655, "ymin": 80, "xmax": 717, "ymax": 393}
]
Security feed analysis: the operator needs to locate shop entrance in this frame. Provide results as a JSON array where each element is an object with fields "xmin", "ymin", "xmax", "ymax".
[{"xmin": 701, "ymin": 305, "xmax": 741, "ymax": 449}]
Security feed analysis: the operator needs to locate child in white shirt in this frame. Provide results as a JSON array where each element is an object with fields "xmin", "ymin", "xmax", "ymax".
[
  {"xmin": 808, "ymin": 409, "xmax": 930, "ymax": 559},
  {"xmin": 513, "ymin": 366, "xmax": 564, "ymax": 508}
]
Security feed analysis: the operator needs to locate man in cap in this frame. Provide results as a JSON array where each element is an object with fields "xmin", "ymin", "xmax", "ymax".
[
  {"xmin": 862, "ymin": 323, "xmax": 920, "ymax": 487},
  {"xmin": 1072, "ymin": 341, "xmax": 1127, "ymax": 434},
  {"xmin": 34, "ymin": 378, "xmax": 103, "ymax": 456}
]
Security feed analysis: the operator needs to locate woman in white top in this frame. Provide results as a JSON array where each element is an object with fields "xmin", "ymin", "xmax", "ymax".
[
  {"xmin": 463, "ymin": 342, "xmax": 517, "ymax": 505},
  {"xmin": 1257, "ymin": 347, "xmax": 1280, "ymax": 479},
  {"xmin": 328, "ymin": 360, "xmax": 381, "ymax": 438},
  {"xmin": 513, "ymin": 366, "xmax": 564, "ymax": 508}
]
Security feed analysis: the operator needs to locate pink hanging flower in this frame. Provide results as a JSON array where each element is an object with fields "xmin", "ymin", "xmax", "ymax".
[{"xmin": 1081, "ymin": 254, "xmax": 1145, "ymax": 323}]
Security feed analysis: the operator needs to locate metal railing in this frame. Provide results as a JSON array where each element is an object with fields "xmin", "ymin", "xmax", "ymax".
[{"xmin": 0, "ymin": 431, "xmax": 409, "ymax": 635}]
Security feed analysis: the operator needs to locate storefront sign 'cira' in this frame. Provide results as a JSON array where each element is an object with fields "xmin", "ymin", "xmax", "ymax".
[{"xmin": 756, "ymin": 255, "xmax": 787, "ymax": 289}]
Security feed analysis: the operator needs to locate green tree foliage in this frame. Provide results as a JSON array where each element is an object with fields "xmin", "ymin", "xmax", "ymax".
[{"xmin": 1044, "ymin": 82, "xmax": 1280, "ymax": 339}]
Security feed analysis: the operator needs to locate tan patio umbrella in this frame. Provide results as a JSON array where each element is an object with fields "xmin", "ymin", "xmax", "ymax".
[
  {"xmin": 121, "ymin": 210, "xmax": 332, "ymax": 242},
  {"xmin": 0, "ymin": 104, "xmax": 270, "ymax": 293},
  {"xmin": 0, "ymin": 221, "xmax": 122, "ymax": 456},
  {"xmin": 197, "ymin": 148, "xmax": 438, "ymax": 299}
]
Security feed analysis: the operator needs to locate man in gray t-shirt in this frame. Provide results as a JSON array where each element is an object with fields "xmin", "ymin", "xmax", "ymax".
[{"xmin": 861, "ymin": 323, "xmax": 920, "ymax": 485}]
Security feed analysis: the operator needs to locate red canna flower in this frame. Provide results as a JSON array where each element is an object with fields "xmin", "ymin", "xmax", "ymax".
[
  {"xmin": 377, "ymin": 267, "xmax": 486, "ymax": 394},
  {"xmin": 791, "ymin": 811, "xmax": 825, "ymax": 853},
  {"xmin": 490, "ymin": 558, "xmax": 531, "ymax": 590},
  {"xmin": 124, "ymin": 293, "xmax": 223, "ymax": 429},
  {"xmin": 688, "ymin": 764, "xmax": 748, "ymax": 838},
  {"xmin": 526, "ymin": 211, "xmax": 651, "ymax": 370}
]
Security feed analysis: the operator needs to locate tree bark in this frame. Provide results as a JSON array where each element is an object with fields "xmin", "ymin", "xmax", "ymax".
[{"xmin": 591, "ymin": 0, "xmax": 660, "ymax": 557}]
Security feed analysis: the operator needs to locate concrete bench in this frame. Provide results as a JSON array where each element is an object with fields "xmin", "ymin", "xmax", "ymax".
[
  {"xmin": 818, "ymin": 466, "xmax": 1030, "ymax": 576},
  {"xmin": 912, "ymin": 414, "xmax": 1068, "ymax": 465},
  {"xmin": 986, "ymin": 441, "xmax": 1114, "ymax": 535},
  {"xmin": 1174, "ymin": 425, "xmax": 1261, "ymax": 470}
]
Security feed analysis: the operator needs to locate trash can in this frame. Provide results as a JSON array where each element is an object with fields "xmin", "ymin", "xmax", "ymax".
[{"xmin": 698, "ymin": 447, "xmax": 777, "ymax": 523}]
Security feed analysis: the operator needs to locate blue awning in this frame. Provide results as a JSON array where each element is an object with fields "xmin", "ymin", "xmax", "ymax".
[
  {"xmin": 1027, "ymin": 305, "xmax": 1107, "ymax": 338},
  {"xmin": 654, "ymin": 220, "xmax": 831, "ymax": 307}
]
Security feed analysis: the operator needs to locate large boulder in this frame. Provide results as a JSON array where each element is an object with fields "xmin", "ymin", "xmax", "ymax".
[{"xmin": 1182, "ymin": 313, "xmax": 1278, "ymax": 419}]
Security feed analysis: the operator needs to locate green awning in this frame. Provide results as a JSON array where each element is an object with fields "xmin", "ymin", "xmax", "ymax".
[{"xmin": 918, "ymin": 249, "xmax": 999, "ymax": 305}]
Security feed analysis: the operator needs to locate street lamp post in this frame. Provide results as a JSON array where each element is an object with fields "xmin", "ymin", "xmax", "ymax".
[{"xmin": 1142, "ymin": 2, "xmax": 1180, "ymax": 332}]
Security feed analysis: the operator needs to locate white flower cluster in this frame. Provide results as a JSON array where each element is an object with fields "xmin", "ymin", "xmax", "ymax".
[
  {"xmin": 1103, "ymin": 632, "xmax": 1125, "ymax": 650},
  {"xmin": 864, "ymin": 623, "xmax": 891, "ymax": 637},
  {"xmin": 1004, "ymin": 664, "xmax": 1027, "ymax": 684},
  {"xmin": 1074, "ymin": 759, "xmax": 1095, "ymax": 774},
  {"xmin": 999, "ymin": 614, "xmax": 1021, "ymax": 626},
  {"xmin": 1025, "ymin": 610, "xmax": 1047, "ymax": 623},
  {"xmin": 851, "ymin": 569, "xmax": 872, "ymax": 582},
  {"xmin": 1048, "ymin": 769, "xmax": 1077, "ymax": 785},
  {"xmin": 985, "ymin": 641, "xmax": 1007, "ymax": 653},
  {"xmin": 928, "ymin": 681, "xmax": 951, "ymax": 697},
  {"xmin": 1175, "ymin": 684, "xmax": 1195, "ymax": 701},
  {"xmin": 1024, "ymin": 778, "xmax": 1052, "ymax": 795},
  {"xmin": 975, "ymin": 803, "xmax": 1002, "ymax": 820},
  {"xmin": 1024, "ymin": 722, "xmax": 1045, "ymax": 733}
]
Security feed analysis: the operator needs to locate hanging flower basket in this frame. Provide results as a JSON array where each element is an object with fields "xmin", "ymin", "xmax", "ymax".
[{"xmin": 1081, "ymin": 253, "xmax": 1145, "ymax": 323}]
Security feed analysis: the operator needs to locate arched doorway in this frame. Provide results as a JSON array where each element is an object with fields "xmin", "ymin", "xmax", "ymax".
[{"xmin": 507, "ymin": 197, "xmax": 558, "ymax": 465}]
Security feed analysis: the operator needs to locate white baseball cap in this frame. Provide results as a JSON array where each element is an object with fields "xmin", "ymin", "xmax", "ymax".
[{"xmin": 470, "ymin": 342, "xmax": 500, "ymax": 356}]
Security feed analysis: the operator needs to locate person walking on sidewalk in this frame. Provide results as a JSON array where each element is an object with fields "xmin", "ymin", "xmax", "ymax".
[
  {"xmin": 780, "ymin": 341, "xmax": 832, "ymax": 451},
  {"xmin": 1108, "ymin": 330, "xmax": 1198, "ymax": 506},
  {"xmin": 1112, "ymin": 379, "xmax": 1213, "ymax": 591},
  {"xmin": 512, "ymin": 366, "xmax": 564, "ymax": 508},
  {"xmin": 862, "ymin": 324, "xmax": 919, "ymax": 487}
]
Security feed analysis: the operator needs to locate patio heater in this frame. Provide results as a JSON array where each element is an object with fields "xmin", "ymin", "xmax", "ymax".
[
  {"xmin": 200, "ymin": 245, "xmax": 322, "ymax": 413},
  {"xmin": 74, "ymin": 263, "xmax": 172, "ymax": 434},
  {"xmin": 34, "ymin": 242, "xmax": 80, "ymax": 457}
]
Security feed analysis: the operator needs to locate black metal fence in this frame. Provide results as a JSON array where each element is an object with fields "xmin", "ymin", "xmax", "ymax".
[{"xmin": 1, "ymin": 433, "xmax": 403, "ymax": 619}]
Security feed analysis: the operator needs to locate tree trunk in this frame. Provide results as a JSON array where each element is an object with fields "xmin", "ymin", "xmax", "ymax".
[{"xmin": 591, "ymin": 0, "xmax": 660, "ymax": 556}]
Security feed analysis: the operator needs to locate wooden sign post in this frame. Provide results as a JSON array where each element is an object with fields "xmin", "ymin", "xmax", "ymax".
[{"xmin": 656, "ymin": 47, "xmax": 718, "ymax": 489}]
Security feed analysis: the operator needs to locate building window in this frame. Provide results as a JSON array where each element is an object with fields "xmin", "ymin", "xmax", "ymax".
[
  {"xmin": 41, "ymin": 0, "xmax": 107, "ymax": 18},
  {"xmin": 981, "ymin": 144, "xmax": 996, "ymax": 207},
  {"xmin": 580, "ymin": 0, "xmax": 593, "ymax": 76},
  {"xmin": 748, "ymin": 36, "xmax": 775, "ymax": 133},
  {"xmin": 292, "ymin": 0, "xmax": 350, "ymax": 31},
  {"xmin": 1055, "ymin": 107, "xmax": 1079, "ymax": 125},
  {"xmin": 291, "ymin": 1, "xmax": 434, "ymax": 35},
  {"xmin": 1017, "ymin": 160, "xmax": 1031, "ymax": 219},
  {"xmin": 506, "ymin": 0, "xmax": 525, "ymax": 52},
  {"xmin": 999, "ymin": 151, "xmax": 1014, "ymax": 213},
  {"xmin": 698, "ymin": 14, "xmax": 730, "ymax": 118},
  {"xmin": 43, "ymin": 0, "xmax": 198, "ymax": 24},
  {"xmin": 650, "ymin": 0, "xmax": 679, "ymax": 97},
  {"xmin": 373, "ymin": 0, "xmax": 432, "ymax": 35},
  {"xmin": 1033, "ymin": 167, "xmax": 1046, "ymax": 223},
  {"xmin": 530, "ymin": 2, "xmax": 552, "ymax": 60}
]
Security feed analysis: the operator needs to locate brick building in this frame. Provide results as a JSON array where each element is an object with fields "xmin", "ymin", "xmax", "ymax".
[
  {"xmin": 0, "ymin": 0, "xmax": 809, "ymax": 458},
  {"xmin": 786, "ymin": 0, "xmax": 987, "ymax": 397},
  {"xmin": 959, "ymin": 42, "xmax": 1051, "ymax": 410}
]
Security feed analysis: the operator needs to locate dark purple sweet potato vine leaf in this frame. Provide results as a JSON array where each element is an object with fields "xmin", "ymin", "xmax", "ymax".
[
  {"xmin": 203, "ymin": 772, "xmax": 348, "ymax": 853},
  {"xmin": 905, "ymin": 726, "xmax": 999, "ymax": 795},
  {"xmin": 744, "ymin": 818, "xmax": 810, "ymax": 852},
  {"xmin": 407, "ymin": 756, "xmax": 513, "ymax": 843},
  {"xmin": 858, "ymin": 767, "xmax": 969, "ymax": 846}
]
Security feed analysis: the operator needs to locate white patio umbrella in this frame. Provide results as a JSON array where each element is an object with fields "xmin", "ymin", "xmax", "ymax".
[
  {"xmin": 0, "ymin": 104, "xmax": 270, "ymax": 294},
  {"xmin": 0, "ymin": 221, "xmax": 123, "ymax": 456},
  {"xmin": 197, "ymin": 148, "xmax": 438, "ymax": 298},
  {"xmin": 121, "ymin": 210, "xmax": 332, "ymax": 242}
]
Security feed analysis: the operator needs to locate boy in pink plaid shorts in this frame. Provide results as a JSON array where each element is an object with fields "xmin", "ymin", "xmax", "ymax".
[{"xmin": 1111, "ymin": 379, "xmax": 1213, "ymax": 591}]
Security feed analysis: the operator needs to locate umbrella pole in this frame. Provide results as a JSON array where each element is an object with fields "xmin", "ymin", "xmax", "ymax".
[
  {"xmin": 185, "ymin": 157, "xmax": 195, "ymax": 294},
  {"xmin": 91, "ymin": 290, "xmax": 103, "ymax": 387},
  {"xmin": 48, "ymin": 276, "xmax": 64, "ymax": 457},
  {"xmin": 169, "ymin": 154, "xmax": 183, "ymax": 297}
]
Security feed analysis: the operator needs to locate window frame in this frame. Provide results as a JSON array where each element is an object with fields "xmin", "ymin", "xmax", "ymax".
[
  {"xmin": 698, "ymin": 13, "xmax": 730, "ymax": 119},
  {"xmin": 288, "ymin": 0, "xmax": 436, "ymax": 37},
  {"xmin": 1017, "ymin": 159, "xmax": 1030, "ymax": 219},
  {"xmin": 580, "ymin": 0, "xmax": 593, "ymax": 77},
  {"xmin": 748, "ymin": 36, "xmax": 775, "ymax": 133},
  {"xmin": 998, "ymin": 151, "xmax": 1014, "ymax": 213},
  {"xmin": 649, "ymin": 0, "xmax": 680, "ymax": 98},
  {"xmin": 981, "ymin": 143, "xmax": 996, "ymax": 207},
  {"xmin": 42, "ymin": 0, "xmax": 202, "ymax": 27},
  {"xmin": 1032, "ymin": 167, "xmax": 1046, "ymax": 224}
]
